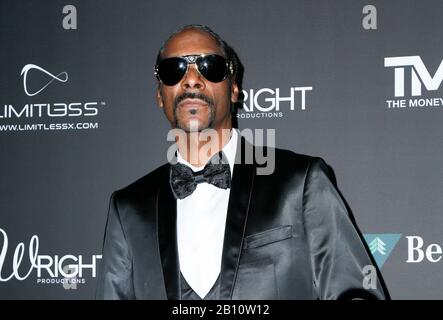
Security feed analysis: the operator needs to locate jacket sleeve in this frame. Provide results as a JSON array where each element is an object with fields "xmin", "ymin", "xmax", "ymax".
[
  {"xmin": 95, "ymin": 192, "xmax": 135, "ymax": 299},
  {"xmin": 302, "ymin": 158, "xmax": 388, "ymax": 300}
]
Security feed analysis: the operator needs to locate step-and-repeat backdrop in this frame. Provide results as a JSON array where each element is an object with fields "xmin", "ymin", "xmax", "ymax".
[{"xmin": 1, "ymin": 0, "xmax": 442, "ymax": 299}]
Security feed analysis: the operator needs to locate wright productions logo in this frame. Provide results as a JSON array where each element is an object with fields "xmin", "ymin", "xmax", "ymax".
[
  {"xmin": 0, "ymin": 228, "xmax": 101, "ymax": 289},
  {"xmin": 384, "ymin": 55, "xmax": 443, "ymax": 110},
  {"xmin": 363, "ymin": 234, "xmax": 401, "ymax": 268},
  {"xmin": 237, "ymin": 86, "xmax": 313, "ymax": 119},
  {"xmin": 0, "ymin": 64, "xmax": 107, "ymax": 133}
]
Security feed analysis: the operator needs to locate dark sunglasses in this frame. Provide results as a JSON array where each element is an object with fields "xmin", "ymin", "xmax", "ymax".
[{"xmin": 154, "ymin": 54, "xmax": 234, "ymax": 86}]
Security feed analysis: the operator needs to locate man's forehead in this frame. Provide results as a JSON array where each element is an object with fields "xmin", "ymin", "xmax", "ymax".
[{"xmin": 162, "ymin": 29, "xmax": 224, "ymax": 58}]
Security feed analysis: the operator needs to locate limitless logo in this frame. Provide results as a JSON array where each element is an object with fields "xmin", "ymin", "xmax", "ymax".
[
  {"xmin": 384, "ymin": 56, "xmax": 443, "ymax": 97},
  {"xmin": 1, "ymin": 65, "xmax": 105, "ymax": 133},
  {"xmin": 364, "ymin": 234, "xmax": 401, "ymax": 268},
  {"xmin": 20, "ymin": 64, "xmax": 69, "ymax": 97}
]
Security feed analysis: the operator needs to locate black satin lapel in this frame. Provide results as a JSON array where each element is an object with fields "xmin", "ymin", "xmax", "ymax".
[
  {"xmin": 219, "ymin": 136, "xmax": 256, "ymax": 299},
  {"xmin": 157, "ymin": 165, "xmax": 180, "ymax": 300}
]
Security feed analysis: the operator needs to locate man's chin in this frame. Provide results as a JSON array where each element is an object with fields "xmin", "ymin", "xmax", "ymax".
[{"xmin": 178, "ymin": 124, "xmax": 210, "ymax": 133}]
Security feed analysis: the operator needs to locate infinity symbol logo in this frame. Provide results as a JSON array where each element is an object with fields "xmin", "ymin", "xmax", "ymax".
[{"xmin": 20, "ymin": 64, "xmax": 69, "ymax": 96}]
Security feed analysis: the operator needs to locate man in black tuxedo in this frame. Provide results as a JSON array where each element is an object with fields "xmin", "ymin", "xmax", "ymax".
[{"xmin": 96, "ymin": 24, "xmax": 388, "ymax": 300}]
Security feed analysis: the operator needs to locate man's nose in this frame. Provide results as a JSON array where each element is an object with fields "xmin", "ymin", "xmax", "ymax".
[{"xmin": 181, "ymin": 64, "xmax": 206, "ymax": 90}]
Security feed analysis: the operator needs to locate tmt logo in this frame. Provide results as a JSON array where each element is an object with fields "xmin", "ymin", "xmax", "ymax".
[{"xmin": 384, "ymin": 56, "xmax": 443, "ymax": 97}]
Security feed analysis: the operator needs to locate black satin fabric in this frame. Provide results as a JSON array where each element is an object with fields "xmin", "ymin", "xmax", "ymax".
[
  {"xmin": 180, "ymin": 272, "xmax": 221, "ymax": 300},
  {"xmin": 95, "ymin": 136, "xmax": 388, "ymax": 300}
]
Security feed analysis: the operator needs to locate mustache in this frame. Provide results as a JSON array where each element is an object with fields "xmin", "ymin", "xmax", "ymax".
[{"xmin": 174, "ymin": 92, "xmax": 214, "ymax": 109}]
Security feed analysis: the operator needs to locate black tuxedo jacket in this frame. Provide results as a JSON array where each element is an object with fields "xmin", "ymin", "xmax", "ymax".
[{"xmin": 96, "ymin": 136, "xmax": 387, "ymax": 300}]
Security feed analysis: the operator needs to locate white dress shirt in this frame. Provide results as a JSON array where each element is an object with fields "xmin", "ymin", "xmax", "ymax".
[{"xmin": 176, "ymin": 129, "xmax": 238, "ymax": 299}]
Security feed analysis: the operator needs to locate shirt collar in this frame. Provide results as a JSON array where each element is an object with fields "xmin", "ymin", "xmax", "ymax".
[{"xmin": 177, "ymin": 129, "xmax": 238, "ymax": 177}]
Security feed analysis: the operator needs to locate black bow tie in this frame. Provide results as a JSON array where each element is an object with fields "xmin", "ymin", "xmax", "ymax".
[{"xmin": 170, "ymin": 152, "xmax": 231, "ymax": 200}]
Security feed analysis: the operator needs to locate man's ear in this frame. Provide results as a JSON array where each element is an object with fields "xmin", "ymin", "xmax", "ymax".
[
  {"xmin": 156, "ymin": 86, "xmax": 164, "ymax": 108},
  {"xmin": 230, "ymin": 80, "xmax": 239, "ymax": 103}
]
